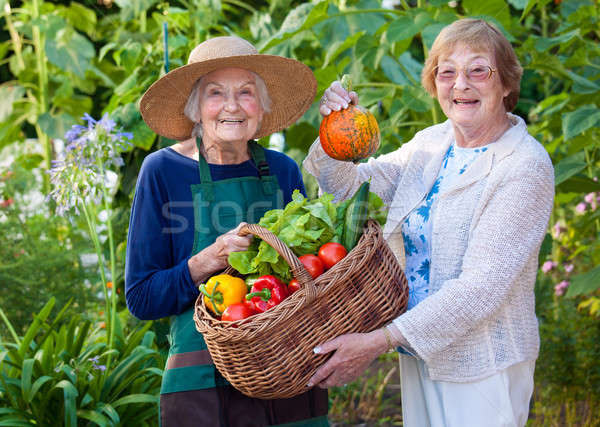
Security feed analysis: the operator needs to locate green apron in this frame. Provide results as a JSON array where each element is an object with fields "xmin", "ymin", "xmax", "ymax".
[
  {"xmin": 160, "ymin": 139, "xmax": 328, "ymax": 426},
  {"xmin": 161, "ymin": 140, "xmax": 282, "ymax": 395}
]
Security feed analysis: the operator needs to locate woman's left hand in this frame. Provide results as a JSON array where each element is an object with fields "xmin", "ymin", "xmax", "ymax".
[{"xmin": 307, "ymin": 329, "xmax": 388, "ymax": 388}]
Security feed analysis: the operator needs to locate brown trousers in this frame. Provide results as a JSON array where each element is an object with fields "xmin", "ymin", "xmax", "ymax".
[{"xmin": 160, "ymin": 386, "xmax": 328, "ymax": 427}]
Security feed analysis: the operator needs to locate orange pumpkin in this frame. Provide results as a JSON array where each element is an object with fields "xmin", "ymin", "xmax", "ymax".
[{"xmin": 319, "ymin": 104, "xmax": 380, "ymax": 162}]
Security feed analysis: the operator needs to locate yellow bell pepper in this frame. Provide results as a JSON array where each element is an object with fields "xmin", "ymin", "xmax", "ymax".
[{"xmin": 199, "ymin": 274, "xmax": 247, "ymax": 316}]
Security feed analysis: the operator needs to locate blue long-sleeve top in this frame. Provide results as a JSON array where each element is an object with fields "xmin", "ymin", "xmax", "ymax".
[{"xmin": 125, "ymin": 146, "xmax": 306, "ymax": 321}]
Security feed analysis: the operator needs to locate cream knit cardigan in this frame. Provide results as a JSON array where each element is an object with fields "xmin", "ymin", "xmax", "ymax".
[{"xmin": 303, "ymin": 113, "xmax": 554, "ymax": 382}]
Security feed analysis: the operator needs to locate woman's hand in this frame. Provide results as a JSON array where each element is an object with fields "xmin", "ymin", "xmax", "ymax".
[
  {"xmin": 319, "ymin": 81, "xmax": 359, "ymax": 117},
  {"xmin": 188, "ymin": 222, "xmax": 253, "ymax": 284},
  {"xmin": 307, "ymin": 329, "xmax": 388, "ymax": 388}
]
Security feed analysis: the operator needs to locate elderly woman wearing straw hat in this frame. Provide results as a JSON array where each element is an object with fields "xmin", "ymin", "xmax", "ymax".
[
  {"xmin": 304, "ymin": 19, "xmax": 554, "ymax": 426},
  {"xmin": 124, "ymin": 37, "xmax": 328, "ymax": 426}
]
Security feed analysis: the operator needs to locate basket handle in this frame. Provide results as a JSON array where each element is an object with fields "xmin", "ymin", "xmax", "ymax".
[{"xmin": 237, "ymin": 223, "xmax": 318, "ymax": 304}]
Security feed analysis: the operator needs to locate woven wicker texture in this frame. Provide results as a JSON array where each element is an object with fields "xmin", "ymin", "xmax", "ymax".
[{"xmin": 194, "ymin": 219, "xmax": 408, "ymax": 399}]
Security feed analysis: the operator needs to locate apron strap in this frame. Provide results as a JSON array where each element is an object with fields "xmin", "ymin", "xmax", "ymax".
[
  {"xmin": 248, "ymin": 141, "xmax": 275, "ymax": 195},
  {"xmin": 196, "ymin": 137, "xmax": 215, "ymax": 201}
]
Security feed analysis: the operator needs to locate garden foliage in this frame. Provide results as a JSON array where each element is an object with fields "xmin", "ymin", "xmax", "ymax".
[{"xmin": 1, "ymin": 0, "xmax": 599, "ymax": 424}]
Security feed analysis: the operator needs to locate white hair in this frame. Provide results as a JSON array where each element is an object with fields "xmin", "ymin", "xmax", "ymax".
[{"xmin": 183, "ymin": 71, "xmax": 272, "ymax": 139}]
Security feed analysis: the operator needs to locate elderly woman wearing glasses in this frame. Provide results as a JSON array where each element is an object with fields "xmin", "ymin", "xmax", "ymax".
[{"xmin": 303, "ymin": 19, "xmax": 554, "ymax": 427}]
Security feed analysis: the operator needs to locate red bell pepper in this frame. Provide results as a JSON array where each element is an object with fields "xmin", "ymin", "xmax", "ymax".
[{"xmin": 245, "ymin": 275, "xmax": 289, "ymax": 313}]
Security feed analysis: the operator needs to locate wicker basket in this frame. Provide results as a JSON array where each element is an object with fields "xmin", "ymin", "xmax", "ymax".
[{"xmin": 193, "ymin": 219, "xmax": 408, "ymax": 399}]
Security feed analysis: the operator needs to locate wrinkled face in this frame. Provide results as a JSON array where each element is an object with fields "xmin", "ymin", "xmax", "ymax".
[
  {"xmin": 435, "ymin": 44, "xmax": 509, "ymax": 130},
  {"xmin": 199, "ymin": 67, "xmax": 264, "ymax": 145}
]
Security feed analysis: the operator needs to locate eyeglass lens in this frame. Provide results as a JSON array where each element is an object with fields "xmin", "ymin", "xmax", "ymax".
[{"xmin": 436, "ymin": 65, "xmax": 493, "ymax": 82}]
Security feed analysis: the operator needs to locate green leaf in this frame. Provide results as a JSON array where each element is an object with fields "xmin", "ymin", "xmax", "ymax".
[
  {"xmin": 14, "ymin": 153, "xmax": 44, "ymax": 171},
  {"xmin": 0, "ymin": 84, "xmax": 25, "ymax": 122},
  {"xmin": 381, "ymin": 56, "xmax": 411, "ymax": 86},
  {"xmin": 19, "ymin": 297, "xmax": 55, "ymax": 358},
  {"xmin": 258, "ymin": 1, "xmax": 329, "ymax": 52},
  {"xmin": 0, "ymin": 419, "xmax": 35, "ymax": 427},
  {"xmin": 520, "ymin": 0, "xmax": 539, "ymax": 20},
  {"xmin": 562, "ymin": 105, "xmax": 600, "ymax": 141},
  {"xmin": 462, "ymin": 0, "xmax": 511, "ymax": 29},
  {"xmin": 114, "ymin": 69, "xmax": 139, "ymax": 96},
  {"xmin": 534, "ymin": 30, "xmax": 579, "ymax": 52},
  {"xmin": 557, "ymin": 175, "xmax": 600, "ymax": 194},
  {"xmin": 38, "ymin": 112, "xmax": 78, "ymax": 140},
  {"xmin": 55, "ymin": 380, "xmax": 78, "ymax": 427},
  {"xmin": 26, "ymin": 375, "xmax": 53, "ymax": 403},
  {"xmin": 99, "ymin": 403, "xmax": 120, "ymax": 425},
  {"xmin": 45, "ymin": 28, "xmax": 95, "ymax": 78},
  {"xmin": 507, "ymin": 0, "xmax": 528, "ymax": 9},
  {"xmin": 58, "ymin": 2, "xmax": 97, "ymax": 37},
  {"xmin": 565, "ymin": 70, "xmax": 600, "ymax": 94},
  {"xmin": 401, "ymin": 86, "xmax": 433, "ymax": 113},
  {"xmin": 111, "ymin": 393, "xmax": 158, "ymax": 407},
  {"xmin": 322, "ymin": 32, "xmax": 365, "ymax": 68},
  {"xmin": 20, "ymin": 359, "xmax": 35, "ymax": 402},
  {"xmin": 421, "ymin": 23, "xmax": 448, "ymax": 51},
  {"xmin": 77, "ymin": 410, "xmax": 110, "ymax": 427},
  {"xmin": 554, "ymin": 151, "xmax": 587, "ymax": 186},
  {"xmin": 566, "ymin": 265, "xmax": 600, "ymax": 297},
  {"xmin": 386, "ymin": 12, "xmax": 424, "ymax": 42},
  {"xmin": 114, "ymin": 0, "xmax": 159, "ymax": 21},
  {"xmin": 284, "ymin": 122, "xmax": 318, "ymax": 152},
  {"xmin": 538, "ymin": 233, "xmax": 552, "ymax": 266}
]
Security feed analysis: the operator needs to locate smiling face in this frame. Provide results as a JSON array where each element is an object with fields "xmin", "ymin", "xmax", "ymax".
[
  {"xmin": 435, "ymin": 44, "xmax": 510, "ymax": 140},
  {"xmin": 198, "ymin": 67, "xmax": 264, "ymax": 147}
]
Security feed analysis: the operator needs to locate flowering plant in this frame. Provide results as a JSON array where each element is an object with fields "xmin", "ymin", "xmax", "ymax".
[
  {"xmin": 48, "ymin": 113, "xmax": 132, "ymax": 216},
  {"xmin": 47, "ymin": 113, "xmax": 132, "ymax": 372}
]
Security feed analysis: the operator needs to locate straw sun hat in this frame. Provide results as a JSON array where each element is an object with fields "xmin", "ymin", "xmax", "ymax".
[{"xmin": 139, "ymin": 36, "xmax": 317, "ymax": 141}]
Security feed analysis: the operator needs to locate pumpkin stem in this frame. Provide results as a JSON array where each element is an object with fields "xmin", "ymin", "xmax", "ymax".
[{"xmin": 341, "ymin": 74, "xmax": 353, "ymax": 93}]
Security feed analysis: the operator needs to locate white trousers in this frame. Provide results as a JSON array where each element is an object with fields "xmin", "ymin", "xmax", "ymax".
[{"xmin": 399, "ymin": 355, "xmax": 535, "ymax": 427}]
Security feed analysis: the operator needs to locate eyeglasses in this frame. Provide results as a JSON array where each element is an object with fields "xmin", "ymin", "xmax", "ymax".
[{"xmin": 435, "ymin": 64, "xmax": 497, "ymax": 83}]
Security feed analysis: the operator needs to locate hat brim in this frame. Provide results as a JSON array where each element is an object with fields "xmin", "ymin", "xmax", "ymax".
[{"xmin": 139, "ymin": 54, "xmax": 317, "ymax": 141}]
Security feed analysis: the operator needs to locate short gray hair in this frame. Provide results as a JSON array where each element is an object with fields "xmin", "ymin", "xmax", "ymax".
[{"xmin": 184, "ymin": 71, "xmax": 272, "ymax": 138}]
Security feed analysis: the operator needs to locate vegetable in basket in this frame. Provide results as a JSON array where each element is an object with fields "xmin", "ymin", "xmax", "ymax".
[
  {"xmin": 317, "ymin": 242, "xmax": 348, "ymax": 269},
  {"xmin": 199, "ymin": 274, "xmax": 247, "ymax": 316},
  {"xmin": 221, "ymin": 303, "xmax": 256, "ymax": 322},
  {"xmin": 245, "ymin": 275, "xmax": 289, "ymax": 313},
  {"xmin": 298, "ymin": 254, "xmax": 324, "ymax": 279},
  {"xmin": 341, "ymin": 180, "xmax": 370, "ymax": 251},
  {"xmin": 228, "ymin": 189, "xmax": 387, "ymax": 281}
]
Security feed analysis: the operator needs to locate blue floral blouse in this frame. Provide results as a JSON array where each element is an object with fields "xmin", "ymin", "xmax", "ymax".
[{"xmin": 402, "ymin": 143, "xmax": 489, "ymax": 311}]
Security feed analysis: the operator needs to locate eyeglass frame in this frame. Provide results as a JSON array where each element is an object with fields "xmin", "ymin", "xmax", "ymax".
[{"xmin": 434, "ymin": 64, "xmax": 497, "ymax": 83}]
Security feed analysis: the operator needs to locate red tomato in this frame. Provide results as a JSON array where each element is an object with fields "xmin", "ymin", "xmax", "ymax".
[
  {"xmin": 288, "ymin": 279, "xmax": 301, "ymax": 294},
  {"xmin": 298, "ymin": 254, "xmax": 325, "ymax": 279},
  {"xmin": 221, "ymin": 303, "xmax": 256, "ymax": 322},
  {"xmin": 317, "ymin": 242, "xmax": 348, "ymax": 269}
]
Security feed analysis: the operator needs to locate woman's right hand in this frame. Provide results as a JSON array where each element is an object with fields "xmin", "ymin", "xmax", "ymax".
[
  {"xmin": 319, "ymin": 81, "xmax": 359, "ymax": 117},
  {"xmin": 188, "ymin": 222, "xmax": 253, "ymax": 285}
]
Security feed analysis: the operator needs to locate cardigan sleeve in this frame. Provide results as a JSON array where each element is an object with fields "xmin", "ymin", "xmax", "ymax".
[
  {"xmin": 303, "ymin": 135, "xmax": 418, "ymax": 205},
  {"xmin": 393, "ymin": 154, "xmax": 554, "ymax": 362}
]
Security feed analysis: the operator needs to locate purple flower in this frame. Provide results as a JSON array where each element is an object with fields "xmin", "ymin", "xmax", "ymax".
[
  {"xmin": 82, "ymin": 113, "xmax": 97, "ymax": 128},
  {"xmin": 542, "ymin": 260, "xmax": 556, "ymax": 273},
  {"xmin": 554, "ymin": 280, "xmax": 570, "ymax": 296},
  {"xmin": 564, "ymin": 263, "xmax": 574, "ymax": 273},
  {"xmin": 49, "ymin": 112, "xmax": 133, "ymax": 216},
  {"xmin": 65, "ymin": 125, "xmax": 86, "ymax": 142},
  {"xmin": 575, "ymin": 202, "xmax": 587, "ymax": 214},
  {"xmin": 98, "ymin": 113, "xmax": 116, "ymax": 133}
]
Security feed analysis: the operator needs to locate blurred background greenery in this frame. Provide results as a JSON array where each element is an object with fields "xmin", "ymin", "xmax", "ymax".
[{"xmin": 1, "ymin": 0, "xmax": 599, "ymax": 425}]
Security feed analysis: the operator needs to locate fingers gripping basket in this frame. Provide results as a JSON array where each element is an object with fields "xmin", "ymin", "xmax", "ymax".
[{"xmin": 193, "ymin": 219, "xmax": 408, "ymax": 399}]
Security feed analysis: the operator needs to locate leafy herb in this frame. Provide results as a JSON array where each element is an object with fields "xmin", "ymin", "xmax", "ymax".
[{"xmin": 228, "ymin": 188, "xmax": 388, "ymax": 282}]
